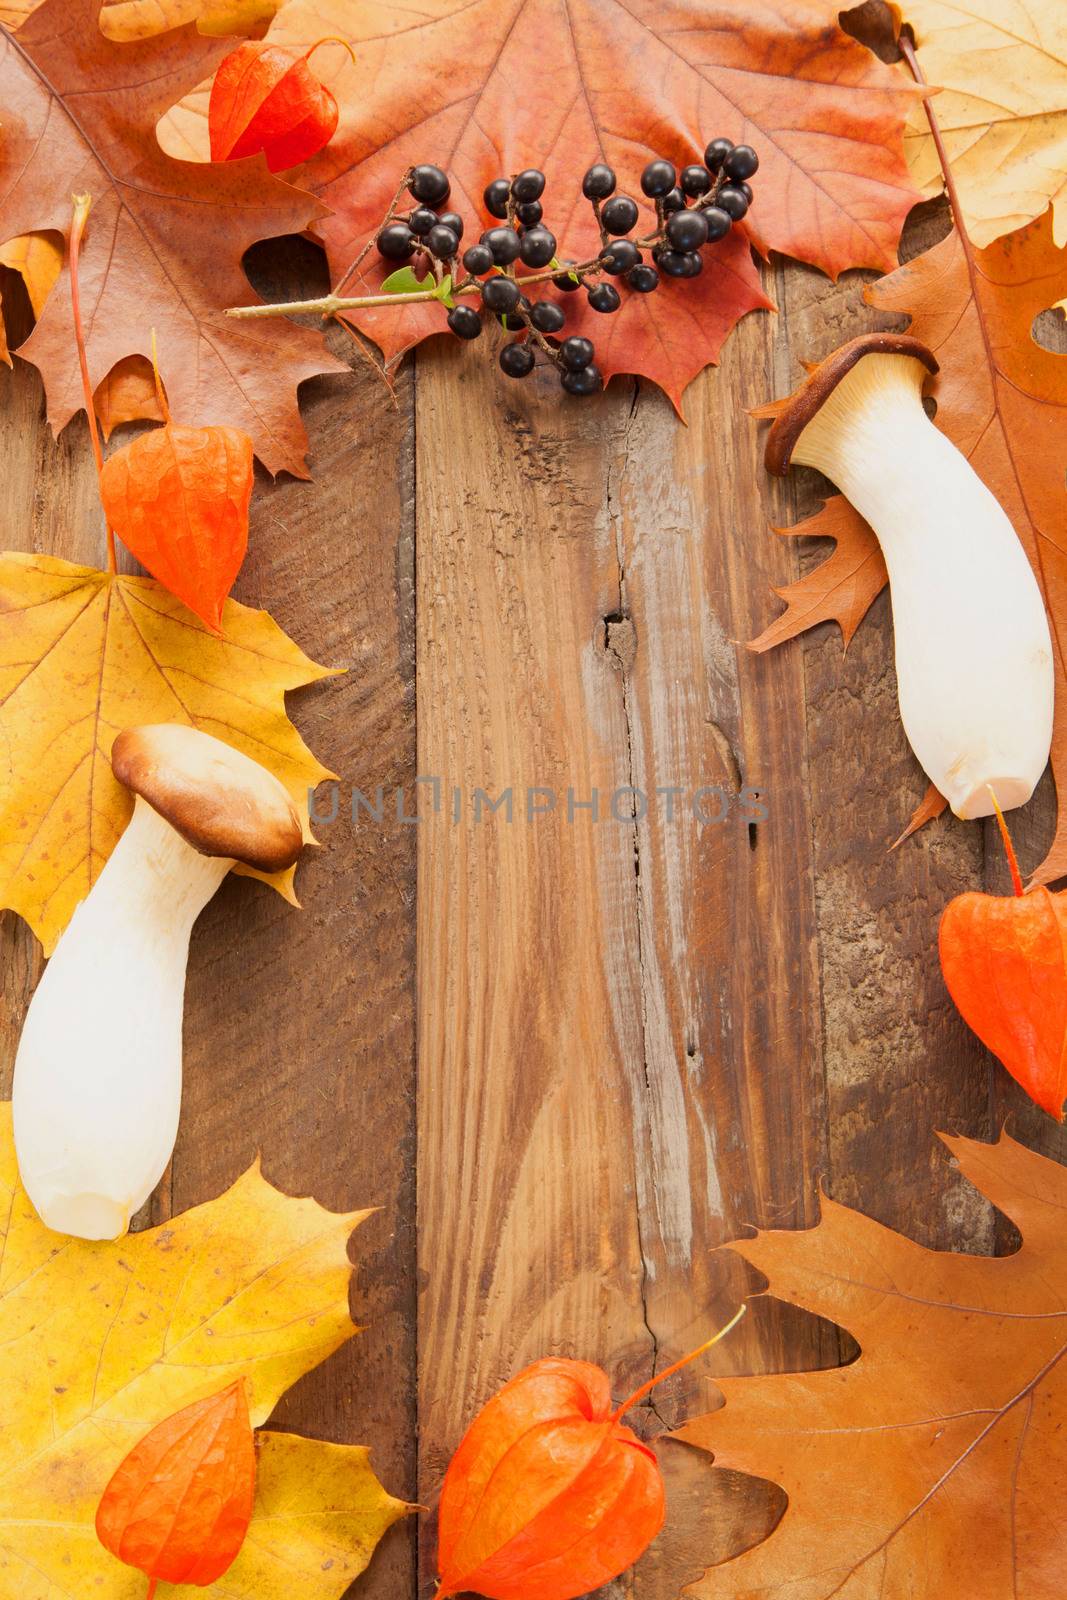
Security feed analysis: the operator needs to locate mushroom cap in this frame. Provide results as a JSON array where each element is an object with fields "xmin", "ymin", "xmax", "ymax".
[
  {"xmin": 764, "ymin": 333, "xmax": 940, "ymax": 476},
  {"xmin": 111, "ymin": 724, "xmax": 303, "ymax": 873}
]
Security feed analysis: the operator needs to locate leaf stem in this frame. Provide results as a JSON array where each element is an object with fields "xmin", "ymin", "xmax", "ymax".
[
  {"xmin": 611, "ymin": 1303, "xmax": 747, "ymax": 1422},
  {"xmin": 69, "ymin": 195, "xmax": 116, "ymax": 574}
]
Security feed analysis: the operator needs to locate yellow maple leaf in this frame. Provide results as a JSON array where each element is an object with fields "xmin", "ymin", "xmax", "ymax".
[
  {"xmin": 901, "ymin": 0, "xmax": 1067, "ymax": 247},
  {"xmin": 0, "ymin": 553, "xmax": 336, "ymax": 955},
  {"xmin": 0, "ymin": 0, "xmax": 283, "ymax": 33},
  {"xmin": 98, "ymin": 0, "xmax": 284, "ymax": 39},
  {"xmin": 0, "ymin": 1102, "xmax": 407, "ymax": 1598},
  {"xmin": 0, "ymin": 231, "xmax": 63, "ymax": 368},
  {"xmin": 0, "ymin": 232, "xmax": 62, "ymax": 315}
]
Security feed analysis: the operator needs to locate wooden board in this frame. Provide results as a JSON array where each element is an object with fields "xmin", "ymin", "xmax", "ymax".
[{"xmin": 1, "ymin": 199, "xmax": 1066, "ymax": 1600}]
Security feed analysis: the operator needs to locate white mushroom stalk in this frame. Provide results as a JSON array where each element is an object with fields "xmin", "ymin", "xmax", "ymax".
[
  {"xmin": 13, "ymin": 725, "xmax": 303, "ymax": 1241},
  {"xmin": 765, "ymin": 334, "xmax": 1053, "ymax": 820}
]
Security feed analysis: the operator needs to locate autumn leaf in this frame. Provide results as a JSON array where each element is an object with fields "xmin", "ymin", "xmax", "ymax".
[
  {"xmin": 0, "ymin": 231, "xmax": 61, "ymax": 366},
  {"xmin": 679, "ymin": 1132, "xmax": 1067, "ymax": 1598},
  {"xmin": 100, "ymin": 0, "xmax": 284, "ymax": 41},
  {"xmin": 0, "ymin": 552, "xmax": 336, "ymax": 955},
  {"xmin": 748, "ymin": 498, "xmax": 888, "ymax": 652},
  {"xmin": 0, "ymin": 0, "xmax": 346, "ymax": 475},
  {"xmin": 900, "ymin": 0, "xmax": 1067, "ymax": 250},
  {"xmin": 0, "ymin": 1102, "xmax": 407, "ymax": 1600},
  {"xmin": 95, "ymin": 355, "xmax": 167, "ymax": 438},
  {"xmin": 164, "ymin": 0, "xmax": 921, "ymax": 404}
]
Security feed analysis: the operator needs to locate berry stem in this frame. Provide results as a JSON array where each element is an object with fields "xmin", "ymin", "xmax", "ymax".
[
  {"xmin": 226, "ymin": 258, "xmax": 595, "ymax": 319},
  {"xmin": 69, "ymin": 194, "xmax": 116, "ymax": 575},
  {"xmin": 611, "ymin": 1303, "xmax": 747, "ymax": 1422},
  {"xmin": 333, "ymin": 169, "xmax": 414, "ymax": 296}
]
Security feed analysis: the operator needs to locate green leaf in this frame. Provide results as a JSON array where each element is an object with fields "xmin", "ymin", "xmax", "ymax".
[
  {"xmin": 380, "ymin": 265, "xmax": 431, "ymax": 295},
  {"xmin": 435, "ymin": 273, "xmax": 456, "ymax": 308}
]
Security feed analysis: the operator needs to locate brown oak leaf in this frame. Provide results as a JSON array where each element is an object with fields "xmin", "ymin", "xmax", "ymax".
[
  {"xmin": 0, "ymin": 0, "xmax": 346, "ymax": 474},
  {"xmin": 678, "ymin": 1131, "xmax": 1067, "ymax": 1599}
]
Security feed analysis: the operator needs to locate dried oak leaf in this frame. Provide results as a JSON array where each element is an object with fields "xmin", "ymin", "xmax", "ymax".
[
  {"xmin": 0, "ymin": 552, "xmax": 336, "ymax": 955},
  {"xmin": 750, "ymin": 210, "xmax": 1067, "ymax": 881},
  {"xmin": 677, "ymin": 1131, "xmax": 1067, "ymax": 1599},
  {"xmin": 0, "ymin": 0, "xmax": 346, "ymax": 475},
  {"xmin": 899, "ymin": 0, "xmax": 1067, "ymax": 250},
  {"xmin": 0, "ymin": 1102, "xmax": 407, "ymax": 1600},
  {"xmin": 164, "ymin": 0, "xmax": 922, "ymax": 405}
]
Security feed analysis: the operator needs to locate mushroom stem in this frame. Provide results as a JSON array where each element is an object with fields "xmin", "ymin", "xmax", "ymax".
[
  {"xmin": 768, "ymin": 345, "xmax": 1053, "ymax": 819},
  {"xmin": 13, "ymin": 799, "xmax": 233, "ymax": 1240}
]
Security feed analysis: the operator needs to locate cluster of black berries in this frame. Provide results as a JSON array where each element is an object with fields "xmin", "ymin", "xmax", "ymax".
[{"xmin": 375, "ymin": 139, "xmax": 759, "ymax": 397}]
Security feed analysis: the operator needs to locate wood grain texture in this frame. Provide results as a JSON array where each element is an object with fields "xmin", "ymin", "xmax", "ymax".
[
  {"xmin": 412, "ymin": 308, "xmax": 843, "ymax": 1599},
  {"xmin": 0, "ymin": 244, "xmax": 419, "ymax": 1600}
]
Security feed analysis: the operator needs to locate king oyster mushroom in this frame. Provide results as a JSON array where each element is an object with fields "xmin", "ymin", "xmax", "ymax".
[
  {"xmin": 13, "ymin": 724, "xmax": 303, "ymax": 1240},
  {"xmin": 764, "ymin": 333, "xmax": 1053, "ymax": 820}
]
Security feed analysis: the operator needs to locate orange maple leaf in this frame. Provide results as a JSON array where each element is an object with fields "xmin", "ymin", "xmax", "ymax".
[
  {"xmin": 678, "ymin": 1131, "xmax": 1067, "ymax": 1599},
  {"xmin": 186, "ymin": 0, "xmax": 922, "ymax": 404},
  {"xmin": 0, "ymin": 0, "xmax": 346, "ymax": 474}
]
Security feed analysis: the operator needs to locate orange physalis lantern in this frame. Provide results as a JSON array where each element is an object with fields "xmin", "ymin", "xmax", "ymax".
[
  {"xmin": 98, "ymin": 369, "xmax": 253, "ymax": 635},
  {"xmin": 436, "ymin": 1308, "xmax": 745, "ymax": 1600},
  {"xmin": 940, "ymin": 796, "xmax": 1067, "ymax": 1120},
  {"xmin": 96, "ymin": 1379, "xmax": 256, "ymax": 1599},
  {"xmin": 208, "ymin": 40, "xmax": 349, "ymax": 173}
]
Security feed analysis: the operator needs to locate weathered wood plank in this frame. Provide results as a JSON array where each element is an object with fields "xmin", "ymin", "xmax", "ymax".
[
  {"xmin": 412, "ymin": 276, "xmax": 842, "ymax": 1593},
  {"xmin": 0, "ymin": 243, "xmax": 420, "ymax": 1600}
]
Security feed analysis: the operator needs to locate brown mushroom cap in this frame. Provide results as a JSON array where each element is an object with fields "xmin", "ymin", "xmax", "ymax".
[
  {"xmin": 112, "ymin": 724, "xmax": 303, "ymax": 874},
  {"xmin": 764, "ymin": 333, "xmax": 940, "ymax": 476}
]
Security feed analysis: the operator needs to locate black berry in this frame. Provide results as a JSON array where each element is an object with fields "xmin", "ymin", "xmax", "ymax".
[
  {"xmin": 481, "ymin": 275, "xmax": 522, "ymax": 314},
  {"xmin": 409, "ymin": 164, "xmax": 450, "ymax": 205},
  {"xmin": 500, "ymin": 309, "xmax": 529, "ymax": 330},
  {"xmin": 600, "ymin": 239, "xmax": 641, "ymax": 275},
  {"xmin": 500, "ymin": 341, "xmax": 536, "ymax": 378},
  {"xmin": 658, "ymin": 249, "xmax": 692, "ymax": 278},
  {"xmin": 600, "ymin": 194, "xmax": 639, "ymax": 235},
  {"xmin": 519, "ymin": 226, "xmax": 557, "ymax": 268},
  {"xmin": 377, "ymin": 222, "xmax": 415, "ymax": 260},
  {"xmin": 666, "ymin": 209, "xmax": 708, "ymax": 251},
  {"xmin": 587, "ymin": 281, "xmax": 621, "ymax": 313},
  {"xmin": 680, "ymin": 163, "xmax": 712, "ymax": 197},
  {"xmin": 703, "ymin": 137, "xmax": 733, "ymax": 172},
  {"xmin": 723, "ymin": 144, "xmax": 759, "ymax": 182},
  {"xmin": 739, "ymin": 181, "xmax": 754, "ymax": 203},
  {"xmin": 481, "ymin": 226, "xmax": 522, "ymax": 265},
  {"xmin": 627, "ymin": 263, "xmax": 659, "ymax": 292},
  {"xmin": 426, "ymin": 223, "xmax": 460, "ymax": 259},
  {"xmin": 661, "ymin": 187, "xmax": 686, "ymax": 214},
  {"xmin": 408, "ymin": 206, "xmax": 438, "ymax": 237},
  {"xmin": 553, "ymin": 270, "xmax": 583, "ymax": 291},
  {"xmin": 462, "ymin": 243, "xmax": 494, "ymax": 275},
  {"xmin": 516, "ymin": 200, "xmax": 543, "ymax": 226},
  {"xmin": 561, "ymin": 364, "xmax": 602, "ymax": 396},
  {"xmin": 511, "ymin": 169, "xmax": 546, "ymax": 203},
  {"xmin": 484, "ymin": 179, "xmax": 511, "ymax": 219},
  {"xmin": 530, "ymin": 300, "xmax": 566, "ymax": 334},
  {"xmin": 560, "ymin": 335, "xmax": 594, "ymax": 372},
  {"xmin": 438, "ymin": 211, "xmax": 465, "ymax": 240},
  {"xmin": 582, "ymin": 163, "xmax": 616, "ymax": 200},
  {"xmin": 717, "ymin": 185, "xmax": 749, "ymax": 220},
  {"xmin": 701, "ymin": 205, "xmax": 732, "ymax": 241},
  {"xmin": 641, "ymin": 158, "xmax": 676, "ymax": 197},
  {"xmin": 447, "ymin": 304, "xmax": 482, "ymax": 339}
]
